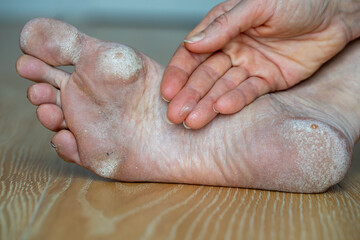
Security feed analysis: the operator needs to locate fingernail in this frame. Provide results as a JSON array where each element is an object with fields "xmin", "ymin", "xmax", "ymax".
[
  {"xmin": 213, "ymin": 105, "xmax": 219, "ymax": 113},
  {"xmin": 183, "ymin": 121, "xmax": 191, "ymax": 129},
  {"xmin": 165, "ymin": 115, "xmax": 174, "ymax": 125},
  {"xmin": 50, "ymin": 141, "xmax": 58, "ymax": 150},
  {"xmin": 161, "ymin": 95, "xmax": 170, "ymax": 103},
  {"xmin": 180, "ymin": 100, "xmax": 197, "ymax": 118},
  {"xmin": 184, "ymin": 32, "xmax": 205, "ymax": 43}
]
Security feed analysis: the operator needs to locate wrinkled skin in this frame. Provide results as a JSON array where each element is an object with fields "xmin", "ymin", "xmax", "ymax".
[{"xmin": 161, "ymin": 0, "xmax": 360, "ymax": 129}]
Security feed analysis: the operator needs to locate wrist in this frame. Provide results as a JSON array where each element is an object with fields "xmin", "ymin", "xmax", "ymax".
[{"xmin": 338, "ymin": 0, "xmax": 360, "ymax": 41}]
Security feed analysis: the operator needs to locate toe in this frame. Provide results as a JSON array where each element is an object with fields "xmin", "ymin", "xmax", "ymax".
[
  {"xmin": 28, "ymin": 83, "xmax": 61, "ymax": 106},
  {"xmin": 215, "ymin": 76, "xmax": 271, "ymax": 114},
  {"xmin": 167, "ymin": 52, "xmax": 231, "ymax": 124},
  {"xmin": 51, "ymin": 130, "xmax": 80, "ymax": 164},
  {"xmin": 36, "ymin": 104, "xmax": 67, "ymax": 131},
  {"xmin": 20, "ymin": 18, "xmax": 83, "ymax": 66},
  {"xmin": 17, "ymin": 55, "xmax": 70, "ymax": 88},
  {"xmin": 185, "ymin": 67, "xmax": 248, "ymax": 129}
]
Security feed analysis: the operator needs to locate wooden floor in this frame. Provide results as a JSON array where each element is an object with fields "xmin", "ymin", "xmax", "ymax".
[{"xmin": 1, "ymin": 21, "xmax": 360, "ymax": 240}]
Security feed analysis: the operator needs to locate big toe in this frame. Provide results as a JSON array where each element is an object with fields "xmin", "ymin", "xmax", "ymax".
[{"xmin": 20, "ymin": 18, "xmax": 83, "ymax": 66}]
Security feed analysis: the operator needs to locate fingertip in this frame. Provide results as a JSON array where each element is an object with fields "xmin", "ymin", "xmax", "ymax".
[
  {"xmin": 212, "ymin": 105, "xmax": 219, "ymax": 114},
  {"xmin": 160, "ymin": 84, "xmax": 175, "ymax": 102},
  {"xmin": 184, "ymin": 35, "xmax": 230, "ymax": 54},
  {"xmin": 214, "ymin": 96, "xmax": 241, "ymax": 115},
  {"xmin": 184, "ymin": 103, "xmax": 218, "ymax": 130},
  {"xmin": 183, "ymin": 32, "xmax": 205, "ymax": 44},
  {"xmin": 165, "ymin": 114, "xmax": 174, "ymax": 125},
  {"xmin": 161, "ymin": 65, "xmax": 190, "ymax": 101},
  {"xmin": 183, "ymin": 16, "xmax": 235, "ymax": 54},
  {"xmin": 161, "ymin": 95, "xmax": 170, "ymax": 103},
  {"xmin": 183, "ymin": 121, "xmax": 191, "ymax": 130}
]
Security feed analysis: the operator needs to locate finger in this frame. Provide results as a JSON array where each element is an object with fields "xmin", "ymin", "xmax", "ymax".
[
  {"xmin": 27, "ymin": 83, "xmax": 62, "ymax": 107},
  {"xmin": 160, "ymin": 44, "xmax": 210, "ymax": 101},
  {"xmin": 215, "ymin": 76, "xmax": 271, "ymax": 114},
  {"xmin": 187, "ymin": 0, "xmax": 241, "ymax": 37},
  {"xmin": 160, "ymin": 0, "xmax": 240, "ymax": 102},
  {"xmin": 17, "ymin": 54, "xmax": 70, "ymax": 89},
  {"xmin": 185, "ymin": 67, "xmax": 248, "ymax": 129},
  {"xmin": 184, "ymin": 0, "xmax": 274, "ymax": 53},
  {"xmin": 167, "ymin": 52, "xmax": 232, "ymax": 124}
]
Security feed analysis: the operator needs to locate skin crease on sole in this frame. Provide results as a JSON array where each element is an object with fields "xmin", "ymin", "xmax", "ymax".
[{"xmin": 16, "ymin": 18, "xmax": 360, "ymax": 193}]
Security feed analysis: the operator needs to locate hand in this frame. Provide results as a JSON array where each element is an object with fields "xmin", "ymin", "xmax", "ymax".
[{"xmin": 161, "ymin": 0, "xmax": 359, "ymax": 129}]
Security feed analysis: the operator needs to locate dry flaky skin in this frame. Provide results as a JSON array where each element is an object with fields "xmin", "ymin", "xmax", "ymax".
[
  {"xmin": 18, "ymin": 18, "xmax": 359, "ymax": 193},
  {"xmin": 98, "ymin": 45, "xmax": 143, "ymax": 81}
]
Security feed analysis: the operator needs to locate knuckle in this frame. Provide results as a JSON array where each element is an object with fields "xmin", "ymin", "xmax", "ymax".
[
  {"xmin": 212, "ymin": 13, "xmax": 230, "ymax": 28},
  {"xmin": 234, "ymin": 88, "xmax": 247, "ymax": 105},
  {"xmin": 199, "ymin": 64, "xmax": 221, "ymax": 80},
  {"xmin": 221, "ymin": 0, "xmax": 237, "ymax": 13},
  {"xmin": 221, "ymin": 76, "xmax": 238, "ymax": 90},
  {"xmin": 187, "ymin": 85, "xmax": 202, "ymax": 101}
]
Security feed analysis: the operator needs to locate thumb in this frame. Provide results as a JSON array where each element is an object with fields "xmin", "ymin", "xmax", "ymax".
[{"xmin": 184, "ymin": 0, "xmax": 272, "ymax": 53}]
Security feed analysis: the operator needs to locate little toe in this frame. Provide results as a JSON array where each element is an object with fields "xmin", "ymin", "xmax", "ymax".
[
  {"xmin": 36, "ymin": 104, "xmax": 67, "ymax": 131},
  {"xmin": 17, "ymin": 55, "xmax": 70, "ymax": 88},
  {"xmin": 215, "ymin": 76, "xmax": 271, "ymax": 114},
  {"xmin": 167, "ymin": 52, "xmax": 231, "ymax": 124},
  {"xmin": 28, "ymin": 83, "xmax": 61, "ymax": 107},
  {"xmin": 51, "ymin": 130, "xmax": 80, "ymax": 164}
]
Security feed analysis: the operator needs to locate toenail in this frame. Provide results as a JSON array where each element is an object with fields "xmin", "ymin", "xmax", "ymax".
[
  {"xmin": 165, "ymin": 115, "xmax": 174, "ymax": 125},
  {"xmin": 183, "ymin": 121, "xmax": 191, "ymax": 129},
  {"xmin": 161, "ymin": 95, "xmax": 170, "ymax": 103},
  {"xmin": 184, "ymin": 32, "xmax": 205, "ymax": 43},
  {"xmin": 213, "ymin": 105, "xmax": 219, "ymax": 114},
  {"xmin": 50, "ymin": 141, "xmax": 58, "ymax": 150}
]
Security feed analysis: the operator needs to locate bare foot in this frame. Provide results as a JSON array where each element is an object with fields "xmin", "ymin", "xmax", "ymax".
[{"xmin": 16, "ymin": 18, "xmax": 359, "ymax": 193}]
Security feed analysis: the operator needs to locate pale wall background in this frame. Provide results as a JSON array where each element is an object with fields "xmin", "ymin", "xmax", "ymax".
[{"xmin": 0, "ymin": 0, "xmax": 222, "ymax": 26}]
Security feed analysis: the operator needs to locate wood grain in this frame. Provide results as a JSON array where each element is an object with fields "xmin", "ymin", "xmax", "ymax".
[{"xmin": 1, "ymin": 22, "xmax": 359, "ymax": 240}]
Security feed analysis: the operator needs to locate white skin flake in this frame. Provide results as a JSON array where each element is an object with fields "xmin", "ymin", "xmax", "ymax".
[{"xmin": 94, "ymin": 156, "xmax": 119, "ymax": 178}]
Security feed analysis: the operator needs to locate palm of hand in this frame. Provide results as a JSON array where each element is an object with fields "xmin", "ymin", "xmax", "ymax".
[
  {"xmin": 162, "ymin": 0, "xmax": 350, "ymax": 129},
  {"xmin": 223, "ymin": 20, "xmax": 348, "ymax": 90}
]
